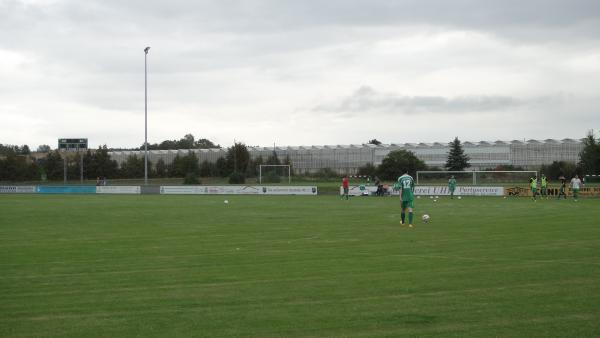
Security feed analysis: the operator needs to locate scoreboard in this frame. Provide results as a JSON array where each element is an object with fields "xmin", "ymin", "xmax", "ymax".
[{"xmin": 58, "ymin": 138, "xmax": 88, "ymax": 151}]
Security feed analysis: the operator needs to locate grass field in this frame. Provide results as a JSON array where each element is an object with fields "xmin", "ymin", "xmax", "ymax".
[{"xmin": 1, "ymin": 194, "xmax": 599, "ymax": 337}]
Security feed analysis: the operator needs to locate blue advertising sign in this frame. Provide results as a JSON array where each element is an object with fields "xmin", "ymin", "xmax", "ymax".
[{"xmin": 37, "ymin": 186, "xmax": 97, "ymax": 194}]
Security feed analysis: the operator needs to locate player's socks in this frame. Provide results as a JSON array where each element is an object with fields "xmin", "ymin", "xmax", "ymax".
[
  {"xmin": 408, "ymin": 212, "xmax": 413, "ymax": 225},
  {"xmin": 401, "ymin": 212, "xmax": 405, "ymax": 224}
]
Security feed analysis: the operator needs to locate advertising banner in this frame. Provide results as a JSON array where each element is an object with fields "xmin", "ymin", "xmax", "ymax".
[
  {"xmin": 505, "ymin": 186, "xmax": 600, "ymax": 197},
  {"xmin": 260, "ymin": 186, "xmax": 317, "ymax": 195},
  {"xmin": 415, "ymin": 186, "xmax": 504, "ymax": 196},
  {"xmin": 160, "ymin": 186, "xmax": 317, "ymax": 195},
  {"xmin": 37, "ymin": 186, "xmax": 97, "ymax": 194},
  {"xmin": 96, "ymin": 186, "xmax": 141, "ymax": 194},
  {"xmin": 344, "ymin": 185, "xmax": 379, "ymax": 196},
  {"xmin": 0, "ymin": 186, "xmax": 36, "ymax": 193},
  {"xmin": 342, "ymin": 185, "xmax": 504, "ymax": 196}
]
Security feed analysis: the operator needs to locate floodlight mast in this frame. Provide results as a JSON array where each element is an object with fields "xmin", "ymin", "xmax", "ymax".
[{"xmin": 144, "ymin": 46, "xmax": 150, "ymax": 185}]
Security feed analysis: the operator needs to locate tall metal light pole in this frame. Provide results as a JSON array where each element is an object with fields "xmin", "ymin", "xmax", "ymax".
[{"xmin": 144, "ymin": 46, "xmax": 150, "ymax": 185}]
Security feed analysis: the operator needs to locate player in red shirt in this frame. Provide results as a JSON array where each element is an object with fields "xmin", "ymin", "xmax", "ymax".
[{"xmin": 342, "ymin": 175, "xmax": 349, "ymax": 200}]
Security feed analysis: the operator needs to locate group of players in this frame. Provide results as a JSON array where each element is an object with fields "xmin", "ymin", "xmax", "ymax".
[
  {"xmin": 530, "ymin": 174, "xmax": 583, "ymax": 201},
  {"xmin": 341, "ymin": 171, "xmax": 586, "ymax": 228}
]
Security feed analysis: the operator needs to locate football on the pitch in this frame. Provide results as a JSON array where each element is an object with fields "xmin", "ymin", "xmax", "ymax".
[
  {"xmin": 422, "ymin": 214, "xmax": 430, "ymax": 223},
  {"xmin": 458, "ymin": 196, "xmax": 462, "ymax": 200},
  {"xmin": 224, "ymin": 200, "xmax": 229, "ymax": 204}
]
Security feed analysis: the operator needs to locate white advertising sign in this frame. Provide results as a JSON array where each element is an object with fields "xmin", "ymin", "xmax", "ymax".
[
  {"xmin": 160, "ymin": 186, "xmax": 317, "ymax": 195},
  {"xmin": 343, "ymin": 186, "xmax": 379, "ymax": 196},
  {"xmin": 415, "ymin": 186, "xmax": 504, "ymax": 196},
  {"xmin": 96, "ymin": 186, "xmax": 141, "ymax": 194},
  {"xmin": 0, "ymin": 186, "xmax": 36, "ymax": 193},
  {"xmin": 342, "ymin": 185, "xmax": 504, "ymax": 196},
  {"xmin": 261, "ymin": 186, "xmax": 317, "ymax": 195}
]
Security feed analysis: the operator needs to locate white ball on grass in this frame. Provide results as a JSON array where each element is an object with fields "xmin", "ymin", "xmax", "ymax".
[
  {"xmin": 224, "ymin": 200, "xmax": 229, "ymax": 204},
  {"xmin": 422, "ymin": 214, "xmax": 430, "ymax": 223}
]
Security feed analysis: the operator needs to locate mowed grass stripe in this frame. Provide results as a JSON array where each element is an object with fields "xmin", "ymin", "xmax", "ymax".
[{"xmin": 1, "ymin": 194, "xmax": 599, "ymax": 337}]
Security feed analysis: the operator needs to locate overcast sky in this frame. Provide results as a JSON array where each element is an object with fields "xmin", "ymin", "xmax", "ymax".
[{"xmin": 1, "ymin": 0, "xmax": 599, "ymax": 149}]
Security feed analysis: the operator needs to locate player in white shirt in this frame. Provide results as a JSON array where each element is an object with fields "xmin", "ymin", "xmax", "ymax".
[{"xmin": 570, "ymin": 174, "xmax": 583, "ymax": 201}]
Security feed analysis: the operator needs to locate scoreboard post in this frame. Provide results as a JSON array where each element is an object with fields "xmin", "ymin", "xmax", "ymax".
[{"xmin": 58, "ymin": 138, "xmax": 88, "ymax": 183}]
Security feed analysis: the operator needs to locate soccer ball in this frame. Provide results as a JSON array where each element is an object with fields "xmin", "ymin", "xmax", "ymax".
[
  {"xmin": 422, "ymin": 214, "xmax": 430, "ymax": 223},
  {"xmin": 457, "ymin": 196, "xmax": 462, "ymax": 200},
  {"xmin": 224, "ymin": 200, "xmax": 229, "ymax": 204}
]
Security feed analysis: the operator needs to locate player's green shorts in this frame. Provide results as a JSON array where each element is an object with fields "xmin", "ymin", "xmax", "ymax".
[
  {"xmin": 343, "ymin": 187, "xmax": 349, "ymax": 194},
  {"xmin": 573, "ymin": 188, "xmax": 579, "ymax": 194},
  {"xmin": 541, "ymin": 187, "xmax": 547, "ymax": 194},
  {"xmin": 531, "ymin": 188, "xmax": 537, "ymax": 195},
  {"xmin": 401, "ymin": 199, "xmax": 414, "ymax": 209}
]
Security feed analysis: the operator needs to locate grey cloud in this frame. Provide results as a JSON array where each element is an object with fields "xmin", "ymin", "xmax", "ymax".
[{"xmin": 313, "ymin": 86, "xmax": 525, "ymax": 115}]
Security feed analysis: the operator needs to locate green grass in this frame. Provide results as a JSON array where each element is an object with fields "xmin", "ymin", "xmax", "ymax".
[{"xmin": 1, "ymin": 194, "xmax": 599, "ymax": 337}]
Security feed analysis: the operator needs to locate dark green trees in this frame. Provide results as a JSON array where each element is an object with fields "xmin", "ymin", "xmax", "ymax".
[{"xmin": 445, "ymin": 137, "xmax": 470, "ymax": 171}]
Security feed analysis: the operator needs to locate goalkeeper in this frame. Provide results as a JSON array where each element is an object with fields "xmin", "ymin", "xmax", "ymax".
[{"xmin": 448, "ymin": 175, "xmax": 457, "ymax": 199}]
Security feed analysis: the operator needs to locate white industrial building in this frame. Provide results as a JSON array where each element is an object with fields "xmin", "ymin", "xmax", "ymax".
[{"xmin": 107, "ymin": 138, "xmax": 584, "ymax": 174}]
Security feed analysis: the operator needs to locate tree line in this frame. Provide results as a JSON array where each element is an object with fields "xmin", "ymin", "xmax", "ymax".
[
  {"xmin": 1, "ymin": 132, "xmax": 599, "ymax": 182},
  {"xmin": 0, "ymin": 142, "xmax": 292, "ymax": 184}
]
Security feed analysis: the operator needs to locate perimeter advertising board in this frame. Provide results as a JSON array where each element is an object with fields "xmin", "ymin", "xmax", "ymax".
[
  {"xmin": 96, "ymin": 186, "xmax": 141, "ymax": 194},
  {"xmin": 160, "ymin": 186, "xmax": 317, "ymax": 195},
  {"xmin": 0, "ymin": 186, "xmax": 36, "ymax": 193},
  {"xmin": 343, "ymin": 185, "xmax": 504, "ymax": 196},
  {"xmin": 37, "ymin": 186, "xmax": 97, "ymax": 194}
]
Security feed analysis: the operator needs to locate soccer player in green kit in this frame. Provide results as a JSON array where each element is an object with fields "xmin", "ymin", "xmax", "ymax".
[
  {"xmin": 540, "ymin": 174, "xmax": 548, "ymax": 199},
  {"xmin": 448, "ymin": 175, "xmax": 457, "ymax": 199},
  {"xmin": 397, "ymin": 169, "xmax": 416, "ymax": 227},
  {"xmin": 530, "ymin": 177, "xmax": 538, "ymax": 201}
]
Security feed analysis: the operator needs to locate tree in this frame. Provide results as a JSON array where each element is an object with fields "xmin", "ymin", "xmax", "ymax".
[
  {"xmin": 154, "ymin": 158, "xmax": 168, "ymax": 178},
  {"xmin": 120, "ymin": 155, "xmax": 146, "ymax": 178},
  {"xmin": 367, "ymin": 139, "xmax": 382, "ymax": 145},
  {"xmin": 199, "ymin": 160, "xmax": 216, "ymax": 177},
  {"xmin": 543, "ymin": 161, "xmax": 577, "ymax": 180},
  {"xmin": 37, "ymin": 144, "xmax": 52, "ymax": 152},
  {"xmin": 145, "ymin": 134, "xmax": 220, "ymax": 150},
  {"xmin": 215, "ymin": 157, "xmax": 228, "ymax": 177},
  {"xmin": 0, "ymin": 144, "xmax": 30, "ymax": 156},
  {"xmin": 178, "ymin": 134, "xmax": 195, "ymax": 149},
  {"xmin": 41, "ymin": 151, "xmax": 64, "ymax": 180},
  {"xmin": 86, "ymin": 146, "xmax": 119, "ymax": 179},
  {"xmin": 21, "ymin": 145, "xmax": 31, "ymax": 155},
  {"xmin": 578, "ymin": 131, "xmax": 600, "ymax": 174},
  {"xmin": 226, "ymin": 142, "xmax": 250, "ymax": 175},
  {"xmin": 194, "ymin": 138, "xmax": 218, "ymax": 149},
  {"xmin": 0, "ymin": 153, "xmax": 40, "ymax": 181},
  {"xmin": 357, "ymin": 163, "xmax": 377, "ymax": 177},
  {"xmin": 445, "ymin": 137, "xmax": 470, "ymax": 171},
  {"xmin": 171, "ymin": 151, "xmax": 200, "ymax": 177},
  {"xmin": 377, "ymin": 150, "xmax": 426, "ymax": 180}
]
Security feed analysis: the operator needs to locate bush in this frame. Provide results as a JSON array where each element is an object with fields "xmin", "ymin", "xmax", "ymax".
[
  {"xmin": 228, "ymin": 172, "xmax": 246, "ymax": 184},
  {"xmin": 183, "ymin": 172, "xmax": 201, "ymax": 185}
]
